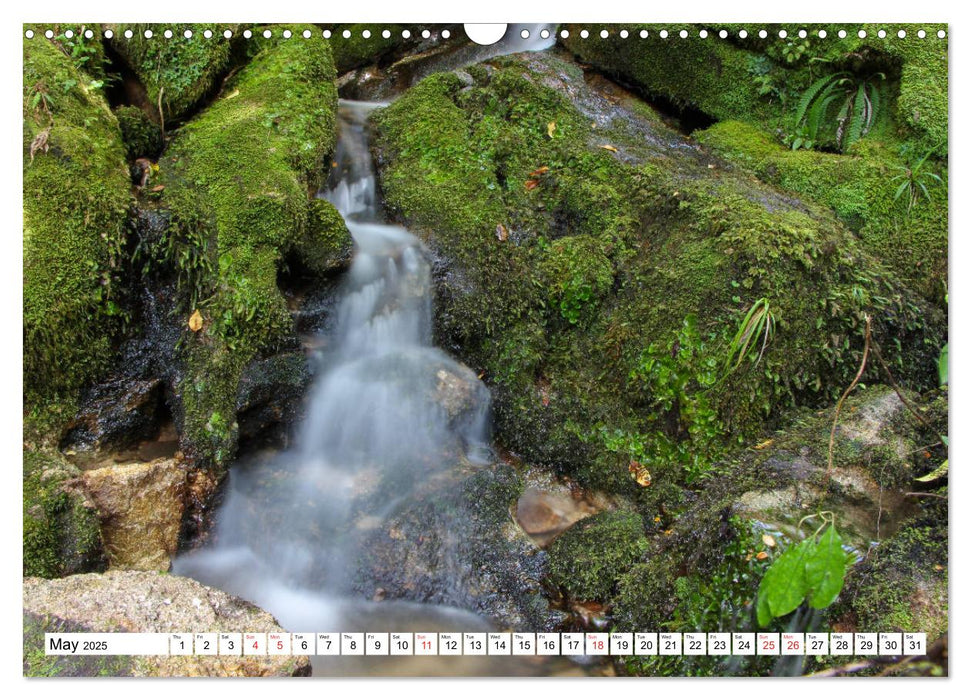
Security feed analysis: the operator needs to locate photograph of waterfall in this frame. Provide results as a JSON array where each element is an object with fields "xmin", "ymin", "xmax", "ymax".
[{"xmin": 22, "ymin": 20, "xmax": 949, "ymax": 681}]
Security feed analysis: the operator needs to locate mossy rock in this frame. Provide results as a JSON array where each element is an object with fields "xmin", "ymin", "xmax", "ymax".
[
  {"xmin": 114, "ymin": 105, "xmax": 163, "ymax": 161},
  {"xmin": 371, "ymin": 52, "xmax": 943, "ymax": 494},
  {"xmin": 292, "ymin": 198, "xmax": 353, "ymax": 275},
  {"xmin": 106, "ymin": 23, "xmax": 235, "ymax": 124},
  {"xmin": 560, "ymin": 24, "xmax": 780, "ymax": 125},
  {"xmin": 547, "ymin": 510, "xmax": 648, "ymax": 601},
  {"xmin": 831, "ymin": 496, "xmax": 947, "ymax": 641},
  {"xmin": 23, "ymin": 449, "xmax": 106, "ymax": 579},
  {"xmin": 328, "ymin": 24, "xmax": 412, "ymax": 74},
  {"xmin": 695, "ymin": 120, "xmax": 947, "ymax": 302},
  {"xmin": 23, "ymin": 35, "xmax": 131, "ymax": 413},
  {"xmin": 155, "ymin": 26, "xmax": 340, "ymax": 467}
]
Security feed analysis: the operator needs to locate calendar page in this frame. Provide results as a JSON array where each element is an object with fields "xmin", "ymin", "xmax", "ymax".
[{"xmin": 21, "ymin": 16, "xmax": 949, "ymax": 680}]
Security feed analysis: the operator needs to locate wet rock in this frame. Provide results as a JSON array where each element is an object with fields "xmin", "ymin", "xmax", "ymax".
[
  {"xmin": 235, "ymin": 352, "xmax": 313, "ymax": 446},
  {"xmin": 515, "ymin": 477, "xmax": 607, "ymax": 547},
  {"xmin": 23, "ymin": 450, "xmax": 107, "ymax": 578},
  {"xmin": 80, "ymin": 458, "xmax": 187, "ymax": 571},
  {"xmin": 23, "ymin": 571, "xmax": 310, "ymax": 677},
  {"xmin": 352, "ymin": 460, "xmax": 560, "ymax": 631},
  {"xmin": 60, "ymin": 378, "xmax": 167, "ymax": 461}
]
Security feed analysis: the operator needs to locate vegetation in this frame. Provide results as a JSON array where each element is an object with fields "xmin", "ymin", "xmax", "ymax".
[{"xmin": 791, "ymin": 70, "xmax": 885, "ymax": 153}]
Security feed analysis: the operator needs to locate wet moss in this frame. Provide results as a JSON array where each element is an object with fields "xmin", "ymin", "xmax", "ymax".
[
  {"xmin": 294, "ymin": 198, "xmax": 353, "ymax": 275},
  {"xmin": 23, "ymin": 36, "xmax": 131, "ymax": 413},
  {"xmin": 546, "ymin": 510, "xmax": 648, "ymax": 601},
  {"xmin": 155, "ymin": 26, "xmax": 339, "ymax": 467},
  {"xmin": 23, "ymin": 450, "xmax": 106, "ymax": 579},
  {"xmin": 107, "ymin": 23, "xmax": 235, "ymax": 124}
]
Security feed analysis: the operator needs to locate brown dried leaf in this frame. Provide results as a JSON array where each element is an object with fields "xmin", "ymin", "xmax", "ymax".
[
  {"xmin": 150, "ymin": 185, "xmax": 165, "ymax": 193},
  {"xmin": 29, "ymin": 126, "xmax": 51, "ymax": 163},
  {"xmin": 754, "ymin": 439, "xmax": 774, "ymax": 450},
  {"xmin": 188, "ymin": 309, "xmax": 204, "ymax": 332},
  {"xmin": 524, "ymin": 179, "xmax": 540, "ymax": 191},
  {"xmin": 761, "ymin": 533, "xmax": 776, "ymax": 548},
  {"xmin": 599, "ymin": 144, "xmax": 618, "ymax": 153},
  {"xmin": 495, "ymin": 223, "xmax": 508, "ymax": 242},
  {"xmin": 756, "ymin": 551, "xmax": 769, "ymax": 560},
  {"xmin": 529, "ymin": 166, "xmax": 550, "ymax": 177},
  {"xmin": 628, "ymin": 460, "xmax": 652, "ymax": 487}
]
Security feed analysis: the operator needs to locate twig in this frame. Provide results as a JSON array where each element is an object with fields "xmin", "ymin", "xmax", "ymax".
[
  {"xmin": 827, "ymin": 315, "xmax": 871, "ymax": 480},
  {"xmin": 904, "ymin": 492, "xmax": 948, "ymax": 500}
]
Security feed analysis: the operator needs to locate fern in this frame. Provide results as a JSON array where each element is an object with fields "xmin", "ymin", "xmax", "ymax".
[{"xmin": 791, "ymin": 70, "xmax": 884, "ymax": 153}]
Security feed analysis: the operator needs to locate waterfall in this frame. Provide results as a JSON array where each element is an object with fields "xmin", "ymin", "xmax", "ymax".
[{"xmin": 175, "ymin": 100, "xmax": 493, "ymax": 634}]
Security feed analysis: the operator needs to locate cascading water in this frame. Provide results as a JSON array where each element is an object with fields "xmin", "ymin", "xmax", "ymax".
[{"xmin": 174, "ymin": 101, "xmax": 540, "ymax": 675}]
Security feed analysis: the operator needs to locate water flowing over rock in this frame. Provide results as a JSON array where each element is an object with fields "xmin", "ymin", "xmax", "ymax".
[
  {"xmin": 175, "ymin": 99, "xmax": 552, "ymax": 646},
  {"xmin": 23, "ymin": 571, "xmax": 309, "ymax": 677}
]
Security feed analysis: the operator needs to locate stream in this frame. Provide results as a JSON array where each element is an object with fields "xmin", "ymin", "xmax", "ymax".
[{"xmin": 174, "ymin": 26, "xmax": 582, "ymax": 676}]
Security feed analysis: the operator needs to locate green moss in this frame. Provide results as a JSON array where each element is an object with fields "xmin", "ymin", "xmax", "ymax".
[
  {"xmin": 23, "ymin": 36, "xmax": 131, "ymax": 411},
  {"xmin": 562, "ymin": 24, "xmax": 781, "ymax": 124},
  {"xmin": 23, "ymin": 450, "xmax": 106, "ymax": 578},
  {"xmin": 372, "ymin": 55, "xmax": 943, "ymax": 495},
  {"xmin": 114, "ymin": 105, "xmax": 162, "ymax": 160},
  {"xmin": 293, "ymin": 198, "xmax": 353, "ymax": 275},
  {"xmin": 108, "ymin": 23, "xmax": 235, "ymax": 124},
  {"xmin": 156, "ymin": 26, "xmax": 338, "ymax": 467},
  {"xmin": 695, "ymin": 120, "xmax": 947, "ymax": 301},
  {"xmin": 547, "ymin": 510, "xmax": 648, "ymax": 601}
]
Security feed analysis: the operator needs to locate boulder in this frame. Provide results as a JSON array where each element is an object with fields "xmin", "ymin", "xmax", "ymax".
[
  {"xmin": 23, "ymin": 571, "xmax": 310, "ymax": 677},
  {"xmin": 80, "ymin": 458, "xmax": 188, "ymax": 570}
]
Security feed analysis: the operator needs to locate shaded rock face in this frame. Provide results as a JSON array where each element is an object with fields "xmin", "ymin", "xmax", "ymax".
[
  {"xmin": 80, "ymin": 458, "xmax": 187, "ymax": 571},
  {"xmin": 23, "ymin": 571, "xmax": 310, "ymax": 677}
]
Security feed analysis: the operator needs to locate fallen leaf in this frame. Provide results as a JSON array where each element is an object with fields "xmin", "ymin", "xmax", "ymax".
[
  {"xmin": 188, "ymin": 309, "xmax": 203, "ymax": 332},
  {"xmin": 754, "ymin": 439, "xmax": 774, "ymax": 450},
  {"xmin": 524, "ymin": 179, "xmax": 540, "ymax": 191},
  {"xmin": 529, "ymin": 166, "xmax": 550, "ymax": 177},
  {"xmin": 29, "ymin": 126, "xmax": 51, "ymax": 163},
  {"xmin": 762, "ymin": 533, "xmax": 777, "ymax": 548},
  {"xmin": 151, "ymin": 185, "xmax": 165, "ymax": 193},
  {"xmin": 653, "ymin": 516, "xmax": 662, "ymax": 523},
  {"xmin": 547, "ymin": 121, "xmax": 556, "ymax": 138},
  {"xmin": 600, "ymin": 144, "xmax": 619, "ymax": 153},
  {"xmin": 226, "ymin": 89, "xmax": 240, "ymax": 100},
  {"xmin": 628, "ymin": 461, "xmax": 652, "ymax": 487},
  {"xmin": 496, "ymin": 223, "xmax": 508, "ymax": 241},
  {"xmin": 756, "ymin": 551, "xmax": 769, "ymax": 560},
  {"xmin": 707, "ymin": 163, "xmax": 716, "ymax": 169}
]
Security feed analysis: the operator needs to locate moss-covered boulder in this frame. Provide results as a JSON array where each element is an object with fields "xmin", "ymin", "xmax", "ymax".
[
  {"xmin": 153, "ymin": 28, "xmax": 346, "ymax": 467},
  {"xmin": 23, "ymin": 450, "xmax": 106, "ymax": 578},
  {"xmin": 328, "ymin": 24, "xmax": 412, "ymax": 74},
  {"xmin": 106, "ymin": 23, "xmax": 235, "ymax": 125},
  {"xmin": 695, "ymin": 121, "xmax": 947, "ymax": 302},
  {"xmin": 547, "ymin": 510, "xmax": 648, "ymax": 601},
  {"xmin": 371, "ymin": 52, "xmax": 943, "ymax": 495},
  {"xmin": 23, "ymin": 35, "xmax": 131, "ymax": 418}
]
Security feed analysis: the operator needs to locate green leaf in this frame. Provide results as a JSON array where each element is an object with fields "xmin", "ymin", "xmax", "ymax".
[
  {"xmin": 806, "ymin": 525, "xmax": 847, "ymax": 609},
  {"xmin": 915, "ymin": 459, "xmax": 948, "ymax": 483},
  {"xmin": 757, "ymin": 537, "xmax": 814, "ymax": 625}
]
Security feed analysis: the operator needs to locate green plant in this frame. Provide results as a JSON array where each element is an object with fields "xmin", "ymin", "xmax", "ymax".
[
  {"xmin": 756, "ymin": 513, "xmax": 852, "ymax": 626},
  {"xmin": 559, "ymin": 272, "xmax": 594, "ymax": 325},
  {"xmin": 722, "ymin": 298, "xmax": 776, "ymax": 377},
  {"xmin": 600, "ymin": 314, "xmax": 729, "ymax": 484},
  {"xmin": 892, "ymin": 148, "xmax": 944, "ymax": 213},
  {"xmin": 55, "ymin": 26, "xmax": 103, "ymax": 77},
  {"xmin": 792, "ymin": 71, "xmax": 884, "ymax": 153}
]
